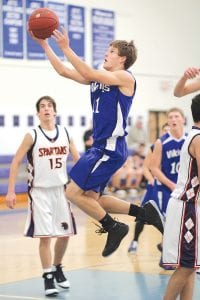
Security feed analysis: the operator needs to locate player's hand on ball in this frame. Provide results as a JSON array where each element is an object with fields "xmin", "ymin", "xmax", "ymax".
[
  {"xmin": 28, "ymin": 29, "xmax": 48, "ymax": 46},
  {"xmin": 53, "ymin": 27, "xmax": 70, "ymax": 50}
]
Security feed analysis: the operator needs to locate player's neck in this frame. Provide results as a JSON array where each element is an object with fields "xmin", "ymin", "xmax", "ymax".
[
  {"xmin": 40, "ymin": 120, "xmax": 56, "ymax": 131},
  {"xmin": 170, "ymin": 128, "xmax": 184, "ymax": 139}
]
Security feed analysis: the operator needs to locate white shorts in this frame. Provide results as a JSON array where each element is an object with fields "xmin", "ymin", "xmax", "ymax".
[
  {"xmin": 163, "ymin": 196, "xmax": 200, "ymax": 269},
  {"xmin": 24, "ymin": 186, "xmax": 77, "ymax": 238}
]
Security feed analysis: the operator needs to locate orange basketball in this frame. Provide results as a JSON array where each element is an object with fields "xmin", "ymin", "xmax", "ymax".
[{"xmin": 28, "ymin": 7, "xmax": 59, "ymax": 39}]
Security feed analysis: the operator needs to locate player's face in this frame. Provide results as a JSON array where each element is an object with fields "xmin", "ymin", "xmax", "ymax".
[
  {"xmin": 167, "ymin": 111, "xmax": 185, "ymax": 131},
  {"xmin": 37, "ymin": 99, "xmax": 56, "ymax": 121},
  {"xmin": 103, "ymin": 46, "xmax": 123, "ymax": 71}
]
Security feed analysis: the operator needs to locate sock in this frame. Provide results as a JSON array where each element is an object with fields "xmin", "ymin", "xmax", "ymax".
[
  {"xmin": 128, "ymin": 204, "xmax": 142, "ymax": 217},
  {"xmin": 99, "ymin": 213, "xmax": 116, "ymax": 231},
  {"xmin": 43, "ymin": 267, "xmax": 52, "ymax": 274},
  {"xmin": 133, "ymin": 221, "xmax": 145, "ymax": 241},
  {"xmin": 52, "ymin": 265, "xmax": 56, "ymax": 272}
]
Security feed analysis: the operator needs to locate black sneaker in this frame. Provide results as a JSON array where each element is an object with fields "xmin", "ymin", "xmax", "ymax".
[
  {"xmin": 53, "ymin": 264, "xmax": 70, "ymax": 289},
  {"xmin": 137, "ymin": 200, "xmax": 164, "ymax": 234},
  {"xmin": 96, "ymin": 221, "xmax": 129, "ymax": 257},
  {"xmin": 43, "ymin": 272, "xmax": 58, "ymax": 296}
]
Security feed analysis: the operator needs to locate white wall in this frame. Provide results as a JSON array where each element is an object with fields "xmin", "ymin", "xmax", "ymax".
[{"xmin": 0, "ymin": 0, "xmax": 199, "ymax": 154}]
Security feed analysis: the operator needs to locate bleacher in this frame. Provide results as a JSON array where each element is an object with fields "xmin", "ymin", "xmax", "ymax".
[{"xmin": 0, "ymin": 155, "xmax": 74, "ymax": 196}]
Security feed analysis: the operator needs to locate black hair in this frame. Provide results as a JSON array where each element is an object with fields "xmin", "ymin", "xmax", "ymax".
[{"xmin": 191, "ymin": 94, "xmax": 200, "ymax": 123}]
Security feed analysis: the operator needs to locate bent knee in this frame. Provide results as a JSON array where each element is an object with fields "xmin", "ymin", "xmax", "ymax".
[
  {"xmin": 65, "ymin": 182, "xmax": 82, "ymax": 202},
  {"xmin": 65, "ymin": 187, "xmax": 75, "ymax": 201}
]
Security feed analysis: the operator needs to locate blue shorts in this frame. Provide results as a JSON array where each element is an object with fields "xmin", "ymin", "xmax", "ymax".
[
  {"xmin": 156, "ymin": 182, "xmax": 171, "ymax": 215},
  {"xmin": 141, "ymin": 183, "xmax": 159, "ymax": 207},
  {"xmin": 70, "ymin": 140, "xmax": 128, "ymax": 193}
]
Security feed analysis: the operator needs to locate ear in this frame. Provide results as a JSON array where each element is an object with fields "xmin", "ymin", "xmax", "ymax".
[{"xmin": 119, "ymin": 56, "xmax": 126, "ymax": 66}]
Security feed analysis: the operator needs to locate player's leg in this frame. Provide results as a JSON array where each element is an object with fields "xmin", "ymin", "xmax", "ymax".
[
  {"xmin": 128, "ymin": 221, "xmax": 144, "ymax": 253},
  {"xmin": 128, "ymin": 183, "xmax": 154, "ymax": 253},
  {"xmin": 163, "ymin": 267, "xmax": 195, "ymax": 300},
  {"xmin": 99, "ymin": 194, "xmax": 164, "ymax": 234},
  {"xmin": 40, "ymin": 237, "xmax": 58, "ymax": 296},
  {"xmin": 26, "ymin": 188, "xmax": 59, "ymax": 296},
  {"xmin": 53, "ymin": 237, "xmax": 70, "ymax": 289},
  {"xmin": 66, "ymin": 184, "xmax": 129, "ymax": 257},
  {"xmin": 52, "ymin": 187, "xmax": 76, "ymax": 288},
  {"xmin": 180, "ymin": 271, "xmax": 195, "ymax": 300}
]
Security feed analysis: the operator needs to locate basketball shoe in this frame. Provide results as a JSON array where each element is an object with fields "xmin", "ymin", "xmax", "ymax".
[
  {"xmin": 53, "ymin": 264, "xmax": 70, "ymax": 289},
  {"xmin": 95, "ymin": 221, "xmax": 129, "ymax": 257},
  {"xmin": 137, "ymin": 200, "xmax": 164, "ymax": 234},
  {"xmin": 42, "ymin": 272, "xmax": 58, "ymax": 296},
  {"xmin": 128, "ymin": 240, "xmax": 138, "ymax": 254}
]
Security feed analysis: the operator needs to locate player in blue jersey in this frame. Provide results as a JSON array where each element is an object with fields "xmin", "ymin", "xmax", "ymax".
[
  {"xmin": 174, "ymin": 67, "xmax": 200, "ymax": 97},
  {"xmin": 29, "ymin": 27, "xmax": 164, "ymax": 257},
  {"xmin": 150, "ymin": 107, "xmax": 187, "ymax": 269}
]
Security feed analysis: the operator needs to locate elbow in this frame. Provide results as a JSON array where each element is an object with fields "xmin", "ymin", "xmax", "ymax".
[
  {"xmin": 58, "ymin": 68, "xmax": 68, "ymax": 77},
  {"xmin": 173, "ymin": 91, "xmax": 182, "ymax": 98}
]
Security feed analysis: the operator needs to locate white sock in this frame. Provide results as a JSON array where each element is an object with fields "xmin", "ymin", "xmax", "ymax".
[
  {"xmin": 51, "ymin": 265, "xmax": 56, "ymax": 272},
  {"xmin": 43, "ymin": 267, "xmax": 52, "ymax": 273}
]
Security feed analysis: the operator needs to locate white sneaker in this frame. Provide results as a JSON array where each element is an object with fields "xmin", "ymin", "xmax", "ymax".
[{"xmin": 128, "ymin": 241, "xmax": 138, "ymax": 254}]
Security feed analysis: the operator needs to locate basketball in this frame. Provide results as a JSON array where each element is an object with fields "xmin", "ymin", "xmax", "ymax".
[{"xmin": 28, "ymin": 7, "xmax": 59, "ymax": 39}]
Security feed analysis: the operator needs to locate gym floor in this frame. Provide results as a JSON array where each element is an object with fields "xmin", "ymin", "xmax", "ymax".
[{"xmin": 0, "ymin": 200, "xmax": 200, "ymax": 300}]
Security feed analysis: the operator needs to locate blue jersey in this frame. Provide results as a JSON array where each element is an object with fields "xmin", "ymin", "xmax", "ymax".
[
  {"xmin": 70, "ymin": 77, "xmax": 136, "ymax": 193},
  {"xmin": 90, "ymin": 78, "xmax": 136, "ymax": 151},
  {"xmin": 156, "ymin": 131, "xmax": 187, "ymax": 214},
  {"xmin": 159, "ymin": 132, "xmax": 187, "ymax": 185}
]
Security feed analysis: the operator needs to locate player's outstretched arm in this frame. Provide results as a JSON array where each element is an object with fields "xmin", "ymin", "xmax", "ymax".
[
  {"xmin": 28, "ymin": 30, "xmax": 89, "ymax": 84},
  {"xmin": 53, "ymin": 27, "xmax": 135, "ymax": 90},
  {"xmin": 5, "ymin": 134, "xmax": 33, "ymax": 209},
  {"xmin": 174, "ymin": 67, "xmax": 200, "ymax": 97}
]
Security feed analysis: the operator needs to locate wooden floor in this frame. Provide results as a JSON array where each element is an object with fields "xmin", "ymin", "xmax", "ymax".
[{"xmin": 0, "ymin": 196, "xmax": 200, "ymax": 299}]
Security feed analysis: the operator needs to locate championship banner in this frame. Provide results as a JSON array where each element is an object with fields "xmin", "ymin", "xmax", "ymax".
[
  {"xmin": 68, "ymin": 5, "xmax": 85, "ymax": 60},
  {"xmin": 2, "ymin": 0, "xmax": 24, "ymax": 58},
  {"xmin": 47, "ymin": 1, "xmax": 66, "ymax": 60},
  {"xmin": 92, "ymin": 9, "xmax": 115, "ymax": 69},
  {"xmin": 26, "ymin": 0, "xmax": 45, "ymax": 60}
]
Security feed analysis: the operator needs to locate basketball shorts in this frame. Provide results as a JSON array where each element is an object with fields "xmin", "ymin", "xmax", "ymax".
[
  {"xmin": 156, "ymin": 184, "xmax": 171, "ymax": 216},
  {"xmin": 70, "ymin": 146, "xmax": 127, "ymax": 193},
  {"xmin": 162, "ymin": 196, "xmax": 200, "ymax": 269},
  {"xmin": 141, "ymin": 183, "xmax": 159, "ymax": 207},
  {"xmin": 24, "ymin": 186, "xmax": 77, "ymax": 238}
]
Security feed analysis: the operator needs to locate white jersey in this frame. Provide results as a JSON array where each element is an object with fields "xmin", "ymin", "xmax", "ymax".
[
  {"xmin": 171, "ymin": 126, "xmax": 200, "ymax": 202},
  {"xmin": 27, "ymin": 125, "xmax": 70, "ymax": 188}
]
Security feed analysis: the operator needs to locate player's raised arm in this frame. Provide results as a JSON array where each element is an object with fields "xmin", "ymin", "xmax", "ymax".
[
  {"xmin": 174, "ymin": 67, "xmax": 200, "ymax": 97},
  {"xmin": 53, "ymin": 27, "xmax": 136, "ymax": 93},
  {"xmin": 28, "ymin": 31, "xmax": 89, "ymax": 85}
]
